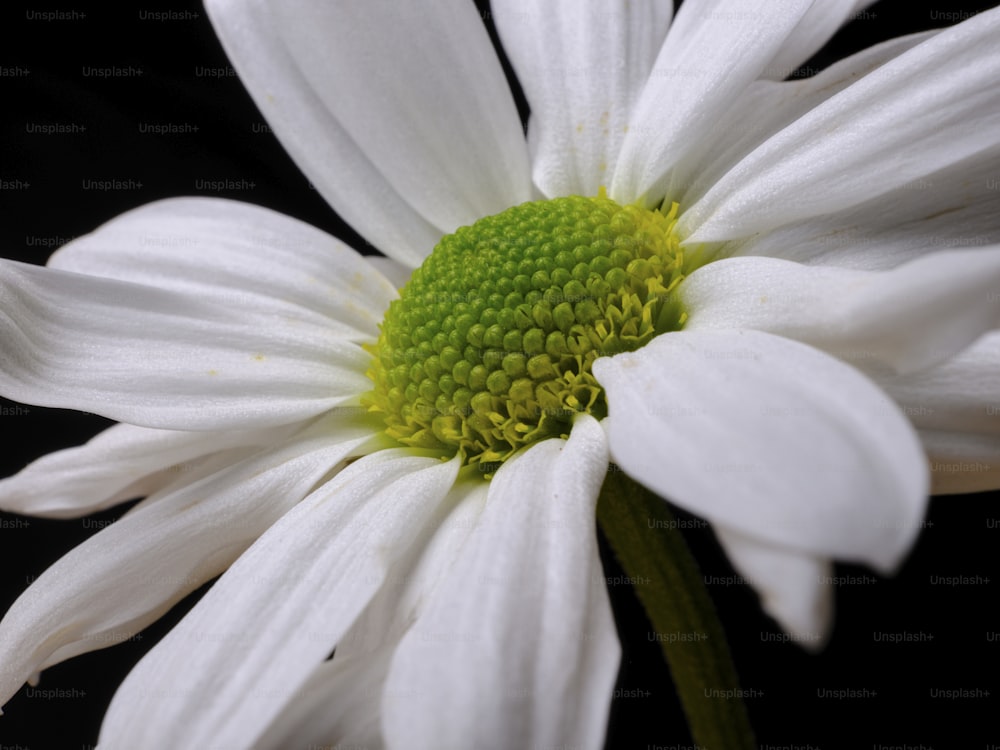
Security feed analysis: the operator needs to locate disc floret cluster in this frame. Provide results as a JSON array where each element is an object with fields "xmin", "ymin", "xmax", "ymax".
[{"xmin": 365, "ymin": 194, "xmax": 692, "ymax": 469}]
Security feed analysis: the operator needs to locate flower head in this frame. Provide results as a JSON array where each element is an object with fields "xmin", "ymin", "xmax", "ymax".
[{"xmin": 2, "ymin": 1, "xmax": 1000, "ymax": 748}]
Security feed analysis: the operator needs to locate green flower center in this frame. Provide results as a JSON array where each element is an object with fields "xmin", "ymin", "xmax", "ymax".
[{"xmin": 364, "ymin": 194, "xmax": 697, "ymax": 471}]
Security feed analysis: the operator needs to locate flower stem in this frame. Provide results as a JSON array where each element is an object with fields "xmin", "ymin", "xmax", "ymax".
[{"xmin": 597, "ymin": 468, "xmax": 756, "ymax": 750}]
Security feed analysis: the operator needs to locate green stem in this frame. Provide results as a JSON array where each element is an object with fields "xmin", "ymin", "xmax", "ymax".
[{"xmin": 597, "ymin": 468, "xmax": 756, "ymax": 750}]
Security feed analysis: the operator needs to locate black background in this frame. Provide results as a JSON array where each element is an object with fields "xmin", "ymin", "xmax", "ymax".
[{"xmin": 1, "ymin": 1, "xmax": 999, "ymax": 748}]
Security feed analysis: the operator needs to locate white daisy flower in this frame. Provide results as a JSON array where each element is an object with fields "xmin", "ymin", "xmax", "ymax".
[{"xmin": 2, "ymin": 1, "xmax": 999, "ymax": 748}]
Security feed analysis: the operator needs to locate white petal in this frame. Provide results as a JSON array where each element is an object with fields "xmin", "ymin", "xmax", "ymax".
[
  {"xmin": 764, "ymin": 0, "xmax": 878, "ymax": 79},
  {"xmin": 252, "ymin": 646, "xmax": 393, "ymax": 750},
  {"xmin": 725, "ymin": 141, "xmax": 1000, "ymax": 270},
  {"xmin": 920, "ymin": 430, "xmax": 1000, "ymax": 495},
  {"xmin": 204, "ymin": 0, "xmax": 442, "ymax": 267},
  {"xmin": 0, "ymin": 421, "xmax": 296, "ymax": 518},
  {"xmin": 879, "ymin": 331, "xmax": 1000, "ymax": 495},
  {"xmin": 671, "ymin": 30, "xmax": 937, "ymax": 210},
  {"xmin": 364, "ymin": 256, "xmax": 412, "ymax": 291},
  {"xmin": 0, "ymin": 260, "xmax": 370, "ymax": 430},
  {"xmin": 593, "ymin": 330, "xmax": 928, "ymax": 572},
  {"xmin": 382, "ymin": 415, "xmax": 619, "ymax": 750},
  {"xmin": 876, "ymin": 331, "xmax": 1000, "ymax": 438},
  {"xmin": 0, "ymin": 412, "xmax": 380, "ymax": 711},
  {"xmin": 611, "ymin": 0, "xmax": 816, "ymax": 203},
  {"xmin": 875, "ymin": 330, "xmax": 1000, "ymax": 493},
  {"xmin": 337, "ymin": 474, "xmax": 488, "ymax": 660},
  {"xmin": 681, "ymin": 249, "xmax": 1000, "ymax": 374},
  {"xmin": 682, "ymin": 9, "xmax": 1000, "ymax": 242},
  {"xmin": 225, "ymin": 0, "xmax": 531, "ymax": 239},
  {"xmin": 493, "ymin": 0, "xmax": 671, "ymax": 197},
  {"xmin": 49, "ymin": 198, "xmax": 397, "ymax": 340},
  {"xmin": 713, "ymin": 526, "xmax": 833, "ymax": 649},
  {"xmin": 98, "ymin": 450, "xmax": 460, "ymax": 749},
  {"xmin": 10, "ymin": 447, "xmax": 262, "ymax": 681},
  {"xmin": 256, "ymin": 479, "xmax": 487, "ymax": 749}
]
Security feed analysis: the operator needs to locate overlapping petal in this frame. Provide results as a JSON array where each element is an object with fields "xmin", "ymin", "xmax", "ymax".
[
  {"xmin": 256, "ymin": 477, "xmax": 488, "ymax": 748},
  {"xmin": 203, "ymin": 0, "xmax": 442, "ymax": 267},
  {"xmin": 49, "ymin": 197, "xmax": 398, "ymax": 340},
  {"xmin": 726, "ymin": 141, "xmax": 1000, "ymax": 270},
  {"xmin": 208, "ymin": 0, "xmax": 531, "ymax": 260},
  {"xmin": 0, "ymin": 421, "xmax": 298, "ymax": 518},
  {"xmin": 681, "ymin": 8, "xmax": 1000, "ymax": 242},
  {"xmin": 611, "ymin": 0, "xmax": 816, "ymax": 203},
  {"xmin": 0, "ymin": 260, "xmax": 370, "ymax": 430},
  {"xmin": 0, "ymin": 412, "xmax": 382, "ymax": 711},
  {"xmin": 364, "ymin": 256, "xmax": 413, "ymax": 291},
  {"xmin": 594, "ymin": 330, "xmax": 928, "ymax": 572},
  {"xmin": 670, "ymin": 30, "xmax": 938, "ymax": 210},
  {"xmin": 251, "ymin": 646, "xmax": 393, "ymax": 750},
  {"xmin": 97, "ymin": 450, "xmax": 460, "ymax": 749},
  {"xmin": 681, "ymin": 249, "xmax": 1000, "ymax": 374},
  {"xmin": 381, "ymin": 415, "xmax": 619, "ymax": 750},
  {"xmin": 714, "ymin": 526, "xmax": 833, "ymax": 648},
  {"xmin": 874, "ymin": 330, "xmax": 1000, "ymax": 494},
  {"xmin": 763, "ymin": 0, "xmax": 878, "ymax": 79},
  {"xmin": 335, "ymin": 473, "xmax": 489, "ymax": 661},
  {"xmin": 493, "ymin": 0, "xmax": 671, "ymax": 197},
  {"xmin": 876, "ymin": 331, "xmax": 1000, "ymax": 437}
]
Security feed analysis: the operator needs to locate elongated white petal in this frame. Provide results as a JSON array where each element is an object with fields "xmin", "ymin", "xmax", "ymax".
[
  {"xmin": 256, "ymin": 480, "xmax": 487, "ymax": 749},
  {"xmin": 252, "ymin": 646, "xmax": 393, "ymax": 750},
  {"xmin": 26, "ymin": 448, "xmax": 267, "ymax": 676},
  {"xmin": 726, "ymin": 141, "xmax": 1000, "ymax": 270},
  {"xmin": 382, "ymin": 415, "xmax": 619, "ymax": 750},
  {"xmin": 337, "ymin": 474, "xmax": 488, "ymax": 660},
  {"xmin": 0, "ymin": 421, "xmax": 306, "ymax": 519},
  {"xmin": 0, "ymin": 260, "xmax": 369, "ymax": 430},
  {"xmin": 204, "ymin": 0, "xmax": 442, "ymax": 267},
  {"xmin": 98, "ymin": 450, "xmax": 460, "ymax": 749},
  {"xmin": 364, "ymin": 256, "xmax": 412, "ymax": 291},
  {"xmin": 682, "ymin": 9, "xmax": 1000, "ymax": 242},
  {"xmin": 493, "ymin": 0, "xmax": 671, "ymax": 197},
  {"xmin": 764, "ymin": 0, "xmax": 878, "ymax": 79},
  {"xmin": 874, "ymin": 328, "xmax": 1000, "ymax": 494},
  {"xmin": 49, "ymin": 198, "xmax": 397, "ymax": 340},
  {"xmin": 876, "ymin": 331, "xmax": 1000, "ymax": 436},
  {"xmin": 920, "ymin": 430, "xmax": 1000, "ymax": 495},
  {"xmin": 0, "ymin": 413, "xmax": 381, "ymax": 712},
  {"xmin": 240, "ymin": 0, "xmax": 531, "ymax": 239},
  {"xmin": 714, "ymin": 526, "xmax": 833, "ymax": 649},
  {"xmin": 681, "ymin": 249, "xmax": 1000, "ymax": 374},
  {"xmin": 593, "ymin": 330, "xmax": 928, "ymax": 572},
  {"xmin": 877, "ymin": 331, "xmax": 1000, "ymax": 491},
  {"xmin": 611, "ymin": 0, "xmax": 815, "ymax": 203},
  {"xmin": 672, "ymin": 30, "xmax": 937, "ymax": 210}
]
